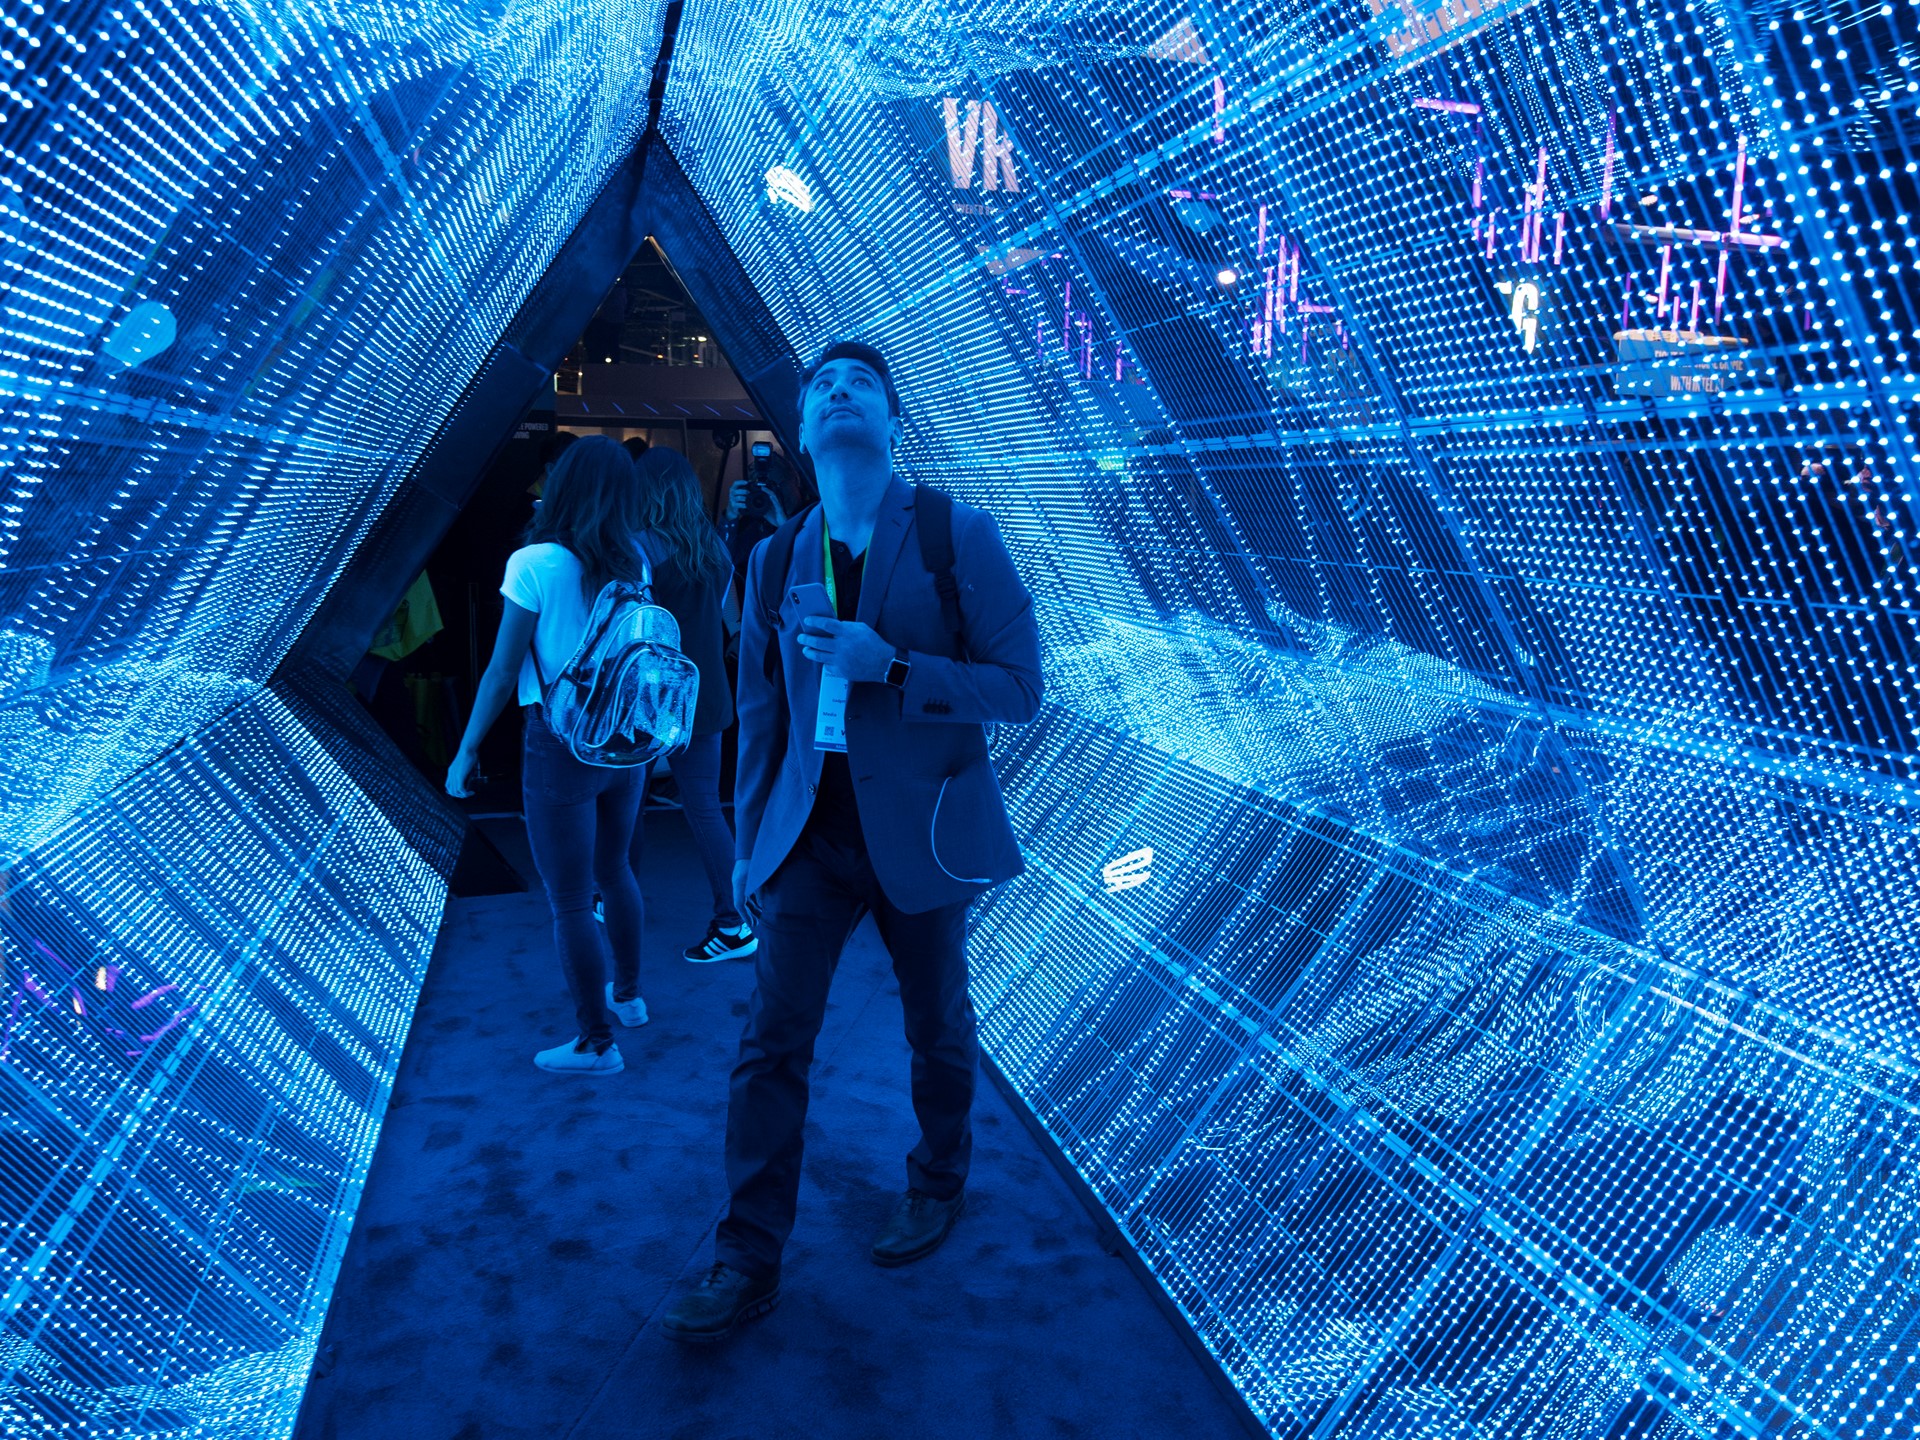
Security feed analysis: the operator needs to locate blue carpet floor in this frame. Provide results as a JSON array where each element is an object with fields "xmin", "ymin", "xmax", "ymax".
[{"xmin": 294, "ymin": 812, "xmax": 1248, "ymax": 1440}]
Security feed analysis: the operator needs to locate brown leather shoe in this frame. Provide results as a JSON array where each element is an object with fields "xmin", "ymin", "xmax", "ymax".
[
  {"xmin": 870, "ymin": 1189, "xmax": 966, "ymax": 1267},
  {"xmin": 660, "ymin": 1263, "xmax": 781, "ymax": 1343}
]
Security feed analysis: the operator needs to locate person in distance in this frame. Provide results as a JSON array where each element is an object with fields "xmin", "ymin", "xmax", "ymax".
[
  {"xmin": 660, "ymin": 341, "xmax": 1043, "ymax": 1343},
  {"xmin": 724, "ymin": 446, "xmax": 813, "ymax": 610},
  {"xmin": 619, "ymin": 446, "xmax": 756, "ymax": 964}
]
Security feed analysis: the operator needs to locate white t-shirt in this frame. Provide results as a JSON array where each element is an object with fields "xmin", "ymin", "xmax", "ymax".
[{"xmin": 500, "ymin": 542, "xmax": 592, "ymax": 706}]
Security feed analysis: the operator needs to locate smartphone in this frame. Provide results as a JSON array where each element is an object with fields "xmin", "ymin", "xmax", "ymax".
[
  {"xmin": 788, "ymin": 582, "xmax": 835, "ymax": 662},
  {"xmin": 788, "ymin": 581, "xmax": 834, "ymax": 622}
]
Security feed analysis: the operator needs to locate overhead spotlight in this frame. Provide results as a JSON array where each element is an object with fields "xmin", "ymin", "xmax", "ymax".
[{"xmin": 1216, "ymin": 267, "xmax": 1239, "ymax": 286}]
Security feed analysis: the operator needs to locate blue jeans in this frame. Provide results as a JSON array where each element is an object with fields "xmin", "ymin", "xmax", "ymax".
[
  {"xmin": 521, "ymin": 706, "xmax": 645, "ymax": 1052},
  {"xmin": 628, "ymin": 731, "xmax": 741, "ymax": 928}
]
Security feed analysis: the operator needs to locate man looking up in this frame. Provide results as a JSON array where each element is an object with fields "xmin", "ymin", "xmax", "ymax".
[{"xmin": 662, "ymin": 341, "xmax": 1044, "ymax": 1342}]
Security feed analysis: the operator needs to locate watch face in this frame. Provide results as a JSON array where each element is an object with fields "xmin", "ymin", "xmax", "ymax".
[{"xmin": 887, "ymin": 656, "xmax": 910, "ymax": 687}]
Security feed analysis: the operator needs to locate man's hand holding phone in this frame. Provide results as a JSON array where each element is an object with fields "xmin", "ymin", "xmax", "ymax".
[
  {"xmin": 798, "ymin": 614, "xmax": 893, "ymax": 681},
  {"xmin": 790, "ymin": 581, "xmax": 887, "ymax": 683}
]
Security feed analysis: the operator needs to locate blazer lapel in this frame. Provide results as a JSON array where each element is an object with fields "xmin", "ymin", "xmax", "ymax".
[
  {"xmin": 779, "ymin": 508, "xmax": 827, "ymax": 773},
  {"xmin": 777, "ymin": 507, "xmax": 828, "ymax": 622},
  {"xmin": 856, "ymin": 477, "xmax": 915, "ymax": 627}
]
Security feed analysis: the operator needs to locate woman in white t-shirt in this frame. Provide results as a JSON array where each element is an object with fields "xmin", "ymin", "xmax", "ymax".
[{"xmin": 446, "ymin": 435, "xmax": 651, "ymax": 1075}]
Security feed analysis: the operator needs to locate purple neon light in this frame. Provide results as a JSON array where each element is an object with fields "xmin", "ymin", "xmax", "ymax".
[{"xmin": 1599, "ymin": 112, "xmax": 1617, "ymax": 219}]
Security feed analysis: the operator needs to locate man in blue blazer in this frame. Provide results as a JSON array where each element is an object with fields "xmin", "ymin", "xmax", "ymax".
[{"xmin": 662, "ymin": 341, "xmax": 1043, "ymax": 1342}]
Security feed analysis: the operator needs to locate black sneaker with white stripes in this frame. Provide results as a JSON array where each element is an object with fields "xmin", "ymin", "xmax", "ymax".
[{"xmin": 683, "ymin": 920, "xmax": 757, "ymax": 963}]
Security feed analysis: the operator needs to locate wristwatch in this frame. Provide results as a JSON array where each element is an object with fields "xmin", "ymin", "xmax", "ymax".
[{"xmin": 885, "ymin": 649, "xmax": 912, "ymax": 689}]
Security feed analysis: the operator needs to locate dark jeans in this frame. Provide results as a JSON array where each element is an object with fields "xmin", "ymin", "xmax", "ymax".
[
  {"xmin": 521, "ymin": 706, "xmax": 645, "ymax": 1052},
  {"xmin": 629, "ymin": 731, "xmax": 740, "ymax": 928},
  {"xmin": 715, "ymin": 821, "xmax": 975, "ymax": 1278}
]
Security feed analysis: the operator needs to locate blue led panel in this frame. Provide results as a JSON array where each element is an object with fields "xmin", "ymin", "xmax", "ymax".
[
  {"xmin": 0, "ymin": 0, "xmax": 665, "ymax": 866},
  {"xmin": 1, "ymin": 4, "xmax": 665, "ymax": 1435},
  {"xmin": 663, "ymin": 0, "xmax": 1919, "ymax": 1433},
  {"xmin": 0, "ymin": 684, "xmax": 447, "ymax": 1434}
]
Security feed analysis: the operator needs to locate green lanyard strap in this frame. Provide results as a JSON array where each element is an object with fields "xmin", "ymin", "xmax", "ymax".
[{"xmin": 820, "ymin": 516, "xmax": 838, "ymax": 615}]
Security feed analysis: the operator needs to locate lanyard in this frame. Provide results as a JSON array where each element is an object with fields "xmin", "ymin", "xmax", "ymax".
[{"xmin": 821, "ymin": 516, "xmax": 838, "ymax": 615}]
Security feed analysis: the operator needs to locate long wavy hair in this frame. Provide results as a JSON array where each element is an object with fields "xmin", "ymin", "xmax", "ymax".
[
  {"xmin": 635, "ymin": 445, "xmax": 731, "ymax": 588},
  {"xmin": 525, "ymin": 434, "xmax": 647, "ymax": 599}
]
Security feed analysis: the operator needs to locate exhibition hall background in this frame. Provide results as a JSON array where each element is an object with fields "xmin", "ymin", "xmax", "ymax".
[{"xmin": 1, "ymin": 0, "xmax": 1916, "ymax": 1436}]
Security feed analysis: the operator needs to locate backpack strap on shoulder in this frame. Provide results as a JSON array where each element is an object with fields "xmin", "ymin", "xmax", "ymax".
[
  {"xmin": 757, "ymin": 504, "xmax": 814, "ymax": 686},
  {"xmin": 914, "ymin": 485, "xmax": 965, "ymax": 657}
]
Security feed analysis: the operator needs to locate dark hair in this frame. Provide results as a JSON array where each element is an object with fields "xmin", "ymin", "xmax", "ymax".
[
  {"xmin": 623, "ymin": 436, "xmax": 649, "ymax": 461},
  {"xmin": 525, "ymin": 434, "xmax": 646, "ymax": 599},
  {"xmin": 797, "ymin": 339, "xmax": 902, "ymax": 418},
  {"xmin": 635, "ymin": 446, "xmax": 731, "ymax": 588},
  {"xmin": 539, "ymin": 428, "xmax": 578, "ymax": 468}
]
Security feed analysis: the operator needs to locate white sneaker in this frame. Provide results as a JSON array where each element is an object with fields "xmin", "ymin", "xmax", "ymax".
[
  {"xmin": 534, "ymin": 1038, "xmax": 624, "ymax": 1074},
  {"xmin": 605, "ymin": 984, "xmax": 649, "ymax": 1028}
]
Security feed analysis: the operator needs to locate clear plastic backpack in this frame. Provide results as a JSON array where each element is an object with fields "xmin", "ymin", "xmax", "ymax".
[{"xmin": 537, "ymin": 552, "xmax": 698, "ymax": 767}]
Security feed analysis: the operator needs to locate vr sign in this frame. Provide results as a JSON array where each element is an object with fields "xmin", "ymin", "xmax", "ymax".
[{"xmin": 942, "ymin": 98, "xmax": 1020, "ymax": 193}]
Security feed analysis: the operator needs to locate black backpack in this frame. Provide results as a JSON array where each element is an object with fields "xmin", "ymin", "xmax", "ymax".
[{"xmin": 754, "ymin": 486, "xmax": 965, "ymax": 689}]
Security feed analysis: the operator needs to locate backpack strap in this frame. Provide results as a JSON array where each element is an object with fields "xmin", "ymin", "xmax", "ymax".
[
  {"xmin": 634, "ymin": 532, "xmax": 662, "ymax": 600},
  {"xmin": 537, "ymin": 550, "xmax": 653, "ymax": 702},
  {"xmin": 757, "ymin": 504, "xmax": 814, "ymax": 686},
  {"xmin": 914, "ymin": 485, "xmax": 966, "ymax": 657}
]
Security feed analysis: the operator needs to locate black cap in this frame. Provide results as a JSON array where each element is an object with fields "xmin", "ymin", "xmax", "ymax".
[{"xmin": 799, "ymin": 340, "xmax": 902, "ymax": 418}]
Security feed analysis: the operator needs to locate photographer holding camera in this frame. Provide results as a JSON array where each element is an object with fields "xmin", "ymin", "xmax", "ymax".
[{"xmin": 725, "ymin": 440, "xmax": 814, "ymax": 608}]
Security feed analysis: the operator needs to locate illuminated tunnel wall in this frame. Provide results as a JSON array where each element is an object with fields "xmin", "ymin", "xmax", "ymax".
[
  {"xmin": 0, "ymin": 3, "xmax": 665, "ymax": 1435},
  {"xmin": 662, "ymin": 0, "xmax": 1919, "ymax": 1436},
  {"xmin": 1, "ymin": 0, "xmax": 1916, "ymax": 1435}
]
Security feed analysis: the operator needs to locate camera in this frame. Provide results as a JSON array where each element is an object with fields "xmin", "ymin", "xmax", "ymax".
[{"xmin": 744, "ymin": 440, "xmax": 776, "ymax": 518}]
